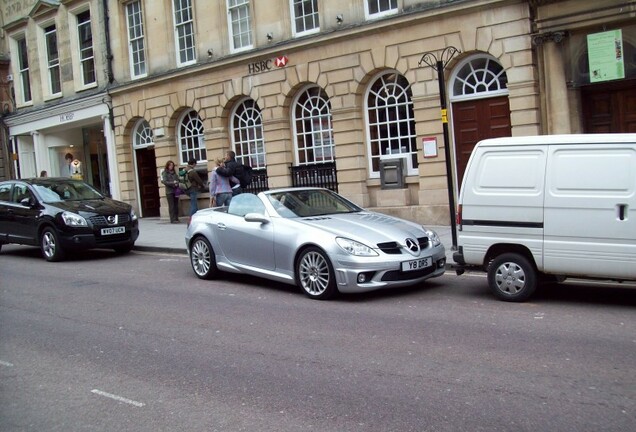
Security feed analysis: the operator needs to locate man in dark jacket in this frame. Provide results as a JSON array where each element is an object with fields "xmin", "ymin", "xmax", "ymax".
[
  {"xmin": 215, "ymin": 150, "xmax": 243, "ymax": 196},
  {"xmin": 186, "ymin": 158, "xmax": 205, "ymax": 216}
]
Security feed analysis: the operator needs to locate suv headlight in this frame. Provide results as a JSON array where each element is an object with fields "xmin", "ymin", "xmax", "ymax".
[
  {"xmin": 425, "ymin": 228, "xmax": 441, "ymax": 247},
  {"xmin": 336, "ymin": 237, "xmax": 378, "ymax": 256},
  {"xmin": 61, "ymin": 211, "xmax": 87, "ymax": 227}
]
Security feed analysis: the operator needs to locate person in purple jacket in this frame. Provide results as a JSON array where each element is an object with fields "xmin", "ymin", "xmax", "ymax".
[{"xmin": 209, "ymin": 157, "xmax": 237, "ymax": 207}]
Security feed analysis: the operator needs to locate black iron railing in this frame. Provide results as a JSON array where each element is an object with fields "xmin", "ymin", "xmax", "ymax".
[
  {"xmin": 290, "ymin": 162, "xmax": 338, "ymax": 192},
  {"xmin": 244, "ymin": 169, "xmax": 269, "ymax": 194}
]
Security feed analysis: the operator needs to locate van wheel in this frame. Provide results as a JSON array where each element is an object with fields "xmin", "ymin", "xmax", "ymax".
[{"xmin": 487, "ymin": 253, "xmax": 537, "ymax": 302}]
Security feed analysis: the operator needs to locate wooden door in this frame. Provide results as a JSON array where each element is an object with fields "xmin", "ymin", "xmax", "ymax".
[
  {"xmin": 582, "ymin": 79, "xmax": 636, "ymax": 133},
  {"xmin": 136, "ymin": 147, "xmax": 160, "ymax": 217},
  {"xmin": 452, "ymin": 96, "xmax": 512, "ymax": 187}
]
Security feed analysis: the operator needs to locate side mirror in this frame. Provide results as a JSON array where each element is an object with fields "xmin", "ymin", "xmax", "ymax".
[
  {"xmin": 244, "ymin": 212, "xmax": 269, "ymax": 224},
  {"xmin": 20, "ymin": 197, "xmax": 34, "ymax": 207}
]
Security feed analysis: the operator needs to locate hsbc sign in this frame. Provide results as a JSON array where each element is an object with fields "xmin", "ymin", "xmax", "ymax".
[{"xmin": 248, "ymin": 55, "xmax": 289, "ymax": 75}]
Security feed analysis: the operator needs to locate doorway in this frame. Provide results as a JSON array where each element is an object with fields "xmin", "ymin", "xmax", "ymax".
[
  {"xmin": 136, "ymin": 147, "xmax": 160, "ymax": 217},
  {"xmin": 452, "ymin": 96, "xmax": 512, "ymax": 186},
  {"xmin": 582, "ymin": 79, "xmax": 636, "ymax": 133}
]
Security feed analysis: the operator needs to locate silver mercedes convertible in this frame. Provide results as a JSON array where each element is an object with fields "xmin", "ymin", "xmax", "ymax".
[{"xmin": 185, "ymin": 188, "xmax": 446, "ymax": 299}]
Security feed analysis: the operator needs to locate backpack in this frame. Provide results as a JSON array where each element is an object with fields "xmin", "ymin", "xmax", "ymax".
[
  {"xmin": 234, "ymin": 163, "xmax": 253, "ymax": 188},
  {"xmin": 178, "ymin": 168, "xmax": 192, "ymax": 191}
]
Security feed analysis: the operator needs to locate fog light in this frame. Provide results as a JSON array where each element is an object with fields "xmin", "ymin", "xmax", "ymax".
[
  {"xmin": 357, "ymin": 273, "xmax": 367, "ymax": 283},
  {"xmin": 438, "ymin": 258, "xmax": 446, "ymax": 268}
]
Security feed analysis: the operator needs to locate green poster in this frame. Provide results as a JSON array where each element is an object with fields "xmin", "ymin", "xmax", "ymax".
[{"xmin": 587, "ymin": 29, "xmax": 625, "ymax": 83}]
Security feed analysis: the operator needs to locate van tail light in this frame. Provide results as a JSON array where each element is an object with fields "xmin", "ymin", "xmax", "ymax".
[{"xmin": 456, "ymin": 204, "xmax": 462, "ymax": 231}]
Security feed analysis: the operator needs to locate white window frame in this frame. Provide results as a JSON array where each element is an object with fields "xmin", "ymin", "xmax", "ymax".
[
  {"xmin": 13, "ymin": 34, "xmax": 32, "ymax": 105},
  {"xmin": 126, "ymin": 0, "xmax": 147, "ymax": 79},
  {"xmin": 227, "ymin": 0, "xmax": 253, "ymax": 53},
  {"xmin": 449, "ymin": 54, "xmax": 509, "ymax": 102},
  {"xmin": 365, "ymin": 71, "xmax": 418, "ymax": 178},
  {"xmin": 172, "ymin": 0, "xmax": 196, "ymax": 66},
  {"xmin": 292, "ymin": 85, "xmax": 335, "ymax": 165},
  {"xmin": 41, "ymin": 23, "xmax": 62, "ymax": 98},
  {"xmin": 133, "ymin": 119, "xmax": 154, "ymax": 149},
  {"xmin": 76, "ymin": 9, "xmax": 96, "ymax": 87},
  {"xmin": 290, "ymin": 0, "xmax": 320, "ymax": 37},
  {"xmin": 178, "ymin": 110, "xmax": 206, "ymax": 165},
  {"xmin": 364, "ymin": 0, "xmax": 398, "ymax": 20},
  {"xmin": 231, "ymin": 99, "xmax": 266, "ymax": 169}
]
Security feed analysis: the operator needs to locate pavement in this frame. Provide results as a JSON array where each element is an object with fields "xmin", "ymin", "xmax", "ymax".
[{"xmin": 135, "ymin": 217, "xmax": 456, "ymax": 264}]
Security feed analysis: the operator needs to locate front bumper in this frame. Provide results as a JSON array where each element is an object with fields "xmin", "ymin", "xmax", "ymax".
[
  {"xmin": 333, "ymin": 247, "xmax": 447, "ymax": 293},
  {"xmin": 57, "ymin": 225, "xmax": 139, "ymax": 251}
]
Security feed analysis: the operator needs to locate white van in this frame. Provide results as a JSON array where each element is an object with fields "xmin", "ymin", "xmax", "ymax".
[{"xmin": 453, "ymin": 134, "xmax": 636, "ymax": 301}]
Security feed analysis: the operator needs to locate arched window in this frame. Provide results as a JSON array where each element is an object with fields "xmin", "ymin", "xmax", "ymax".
[
  {"xmin": 450, "ymin": 55, "xmax": 508, "ymax": 101},
  {"xmin": 232, "ymin": 99, "xmax": 266, "ymax": 168},
  {"xmin": 132, "ymin": 119, "xmax": 153, "ymax": 149},
  {"xmin": 178, "ymin": 109, "xmax": 206, "ymax": 164},
  {"xmin": 366, "ymin": 71, "xmax": 417, "ymax": 176},
  {"xmin": 293, "ymin": 86, "xmax": 335, "ymax": 165}
]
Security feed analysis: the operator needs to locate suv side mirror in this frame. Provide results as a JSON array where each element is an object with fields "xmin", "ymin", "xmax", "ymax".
[{"xmin": 20, "ymin": 197, "xmax": 34, "ymax": 207}]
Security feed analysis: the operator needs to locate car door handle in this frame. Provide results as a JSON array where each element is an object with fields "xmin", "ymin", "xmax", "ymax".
[
  {"xmin": 617, "ymin": 204, "xmax": 628, "ymax": 221},
  {"xmin": 217, "ymin": 222, "xmax": 226, "ymax": 230}
]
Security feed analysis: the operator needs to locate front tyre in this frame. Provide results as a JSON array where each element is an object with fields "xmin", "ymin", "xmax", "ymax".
[
  {"xmin": 487, "ymin": 253, "xmax": 537, "ymax": 302},
  {"xmin": 41, "ymin": 227, "xmax": 65, "ymax": 262},
  {"xmin": 189, "ymin": 236, "xmax": 218, "ymax": 280},
  {"xmin": 296, "ymin": 247, "xmax": 337, "ymax": 300}
]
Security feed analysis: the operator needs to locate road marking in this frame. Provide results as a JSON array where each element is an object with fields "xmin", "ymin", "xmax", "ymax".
[
  {"xmin": 0, "ymin": 360, "xmax": 14, "ymax": 367},
  {"xmin": 91, "ymin": 389, "xmax": 145, "ymax": 407}
]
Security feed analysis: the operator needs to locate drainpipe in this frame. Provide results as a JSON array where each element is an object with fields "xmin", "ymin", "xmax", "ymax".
[{"xmin": 102, "ymin": 0, "xmax": 115, "ymax": 131}]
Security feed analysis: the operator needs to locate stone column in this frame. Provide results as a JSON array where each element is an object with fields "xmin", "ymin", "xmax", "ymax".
[{"xmin": 535, "ymin": 31, "xmax": 571, "ymax": 134}]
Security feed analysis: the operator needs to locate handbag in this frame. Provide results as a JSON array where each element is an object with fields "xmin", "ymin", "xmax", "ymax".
[{"xmin": 174, "ymin": 186, "xmax": 183, "ymax": 197}]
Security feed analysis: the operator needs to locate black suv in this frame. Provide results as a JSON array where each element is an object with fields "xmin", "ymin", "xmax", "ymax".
[{"xmin": 0, "ymin": 178, "xmax": 139, "ymax": 261}]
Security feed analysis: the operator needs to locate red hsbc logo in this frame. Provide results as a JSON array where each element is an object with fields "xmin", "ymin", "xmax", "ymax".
[
  {"xmin": 275, "ymin": 56, "xmax": 288, "ymax": 67},
  {"xmin": 248, "ymin": 55, "xmax": 289, "ymax": 74}
]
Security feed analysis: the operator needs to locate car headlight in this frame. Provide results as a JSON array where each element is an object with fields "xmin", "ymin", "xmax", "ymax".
[
  {"xmin": 425, "ymin": 228, "xmax": 441, "ymax": 247},
  {"xmin": 61, "ymin": 211, "xmax": 87, "ymax": 227},
  {"xmin": 130, "ymin": 209, "xmax": 138, "ymax": 221},
  {"xmin": 336, "ymin": 237, "xmax": 378, "ymax": 256}
]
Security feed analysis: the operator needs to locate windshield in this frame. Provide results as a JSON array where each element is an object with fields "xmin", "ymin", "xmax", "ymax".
[
  {"xmin": 267, "ymin": 189, "xmax": 361, "ymax": 218},
  {"xmin": 32, "ymin": 180, "xmax": 104, "ymax": 203}
]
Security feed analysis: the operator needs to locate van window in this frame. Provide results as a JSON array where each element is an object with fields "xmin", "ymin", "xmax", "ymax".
[{"xmin": 550, "ymin": 148, "xmax": 636, "ymax": 197}]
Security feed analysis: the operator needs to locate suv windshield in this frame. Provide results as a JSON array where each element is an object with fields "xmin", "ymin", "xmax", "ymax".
[{"xmin": 33, "ymin": 180, "xmax": 104, "ymax": 203}]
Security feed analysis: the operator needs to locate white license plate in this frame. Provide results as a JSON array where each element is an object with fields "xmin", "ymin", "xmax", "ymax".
[
  {"xmin": 101, "ymin": 226, "xmax": 125, "ymax": 235},
  {"xmin": 401, "ymin": 257, "xmax": 432, "ymax": 272}
]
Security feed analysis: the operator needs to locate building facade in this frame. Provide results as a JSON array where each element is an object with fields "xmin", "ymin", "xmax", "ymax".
[
  {"xmin": 109, "ymin": 0, "xmax": 540, "ymax": 223},
  {"xmin": 3, "ymin": 0, "xmax": 634, "ymax": 225},
  {"xmin": 3, "ymin": 0, "xmax": 119, "ymax": 197}
]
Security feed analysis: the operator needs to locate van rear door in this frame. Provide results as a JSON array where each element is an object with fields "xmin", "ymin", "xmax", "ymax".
[{"xmin": 543, "ymin": 144, "xmax": 636, "ymax": 279}]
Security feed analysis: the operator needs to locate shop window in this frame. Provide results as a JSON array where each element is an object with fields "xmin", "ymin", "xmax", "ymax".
[
  {"xmin": 126, "ymin": 0, "xmax": 147, "ymax": 78},
  {"xmin": 232, "ymin": 99, "xmax": 266, "ymax": 168},
  {"xmin": 365, "ymin": 71, "xmax": 418, "ymax": 177},
  {"xmin": 227, "ymin": 0, "xmax": 252, "ymax": 52},
  {"xmin": 293, "ymin": 86, "xmax": 334, "ymax": 165},
  {"xmin": 292, "ymin": 0, "xmax": 319, "ymax": 36},
  {"xmin": 178, "ymin": 110, "xmax": 206, "ymax": 164},
  {"xmin": 173, "ymin": 0, "xmax": 196, "ymax": 65}
]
